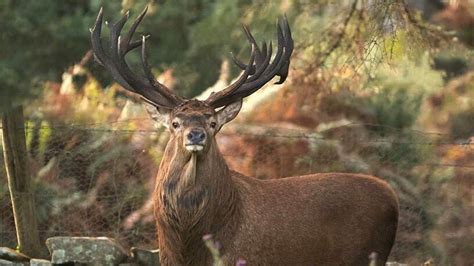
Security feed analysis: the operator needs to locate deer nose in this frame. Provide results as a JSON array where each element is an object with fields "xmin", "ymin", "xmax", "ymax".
[{"xmin": 187, "ymin": 129, "xmax": 206, "ymax": 144}]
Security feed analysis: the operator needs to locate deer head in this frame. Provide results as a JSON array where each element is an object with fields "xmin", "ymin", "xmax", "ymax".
[{"xmin": 90, "ymin": 6, "xmax": 293, "ymax": 155}]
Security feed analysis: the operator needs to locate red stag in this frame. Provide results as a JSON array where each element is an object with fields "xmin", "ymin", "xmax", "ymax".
[{"xmin": 91, "ymin": 7, "xmax": 399, "ymax": 266}]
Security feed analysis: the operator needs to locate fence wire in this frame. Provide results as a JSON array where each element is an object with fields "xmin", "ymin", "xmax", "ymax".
[{"xmin": 0, "ymin": 124, "xmax": 473, "ymax": 265}]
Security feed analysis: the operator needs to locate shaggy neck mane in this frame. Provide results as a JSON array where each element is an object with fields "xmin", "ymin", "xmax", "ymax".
[{"xmin": 153, "ymin": 136, "xmax": 240, "ymax": 265}]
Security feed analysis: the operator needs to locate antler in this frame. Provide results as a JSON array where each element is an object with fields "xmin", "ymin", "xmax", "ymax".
[
  {"xmin": 90, "ymin": 7, "xmax": 183, "ymax": 109},
  {"xmin": 205, "ymin": 16, "xmax": 293, "ymax": 108}
]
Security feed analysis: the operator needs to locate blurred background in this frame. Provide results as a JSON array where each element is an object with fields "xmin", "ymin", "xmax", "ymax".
[{"xmin": 0, "ymin": 0, "xmax": 473, "ymax": 264}]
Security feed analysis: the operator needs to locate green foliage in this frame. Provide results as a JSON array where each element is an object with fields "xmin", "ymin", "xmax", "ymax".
[
  {"xmin": 0, "ymin": 0, "xmax": 104, "ymax": 111},
  {"xmin": 175, "ymin": 0, "xmax": 241, "ymax": 95},
  {"xmin": 370, "ymin": 86, "xmax": 423, "ymax": 131},
  {"xmin": 434, "ymin": 53, "xmax": 469, "ymax": 80},
  {"xmin": 365, "ymin": 55, "xmax": 444, "ymax": 133},
  {"xmin": 449, "ymin": 109, "xmax": 474, "ymax": 140}
]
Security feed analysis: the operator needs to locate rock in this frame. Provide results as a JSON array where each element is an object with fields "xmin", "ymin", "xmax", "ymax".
[
  {"xmin": 0, "ymin": 258, "xmax": 23, "ymax": 265},
  {"xmin": 0, "ymin": 247, "xmax": 30, "ymax": 262},
  {"xmin": 130, "ymin": 247, "xmax": 160, "ymax": 266},
  {"xmin": 46, "ymin": 237, "xmax": 128, "ymax": 265},
  {"xmin": 29, "ymin": 259, "xmax": 52, "ymax": 266}
]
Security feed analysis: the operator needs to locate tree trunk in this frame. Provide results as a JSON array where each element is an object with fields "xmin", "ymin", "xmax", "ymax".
[{"xmin": 1, "ymin": 105, "xmax": 45, "ymax": 258}]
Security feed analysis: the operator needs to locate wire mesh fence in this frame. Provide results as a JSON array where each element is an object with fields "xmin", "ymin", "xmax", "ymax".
[{"xmin": 1, "ymin": 123, "xmax": 473, "ymax": 264}]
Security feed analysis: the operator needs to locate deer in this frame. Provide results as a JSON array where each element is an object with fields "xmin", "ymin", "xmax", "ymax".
[{"xmin": 91, "ymin": 7, "xmax": 399, "ymax": 266}]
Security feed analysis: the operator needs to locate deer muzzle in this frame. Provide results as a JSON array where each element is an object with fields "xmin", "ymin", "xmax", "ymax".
[{"xmin": 185, "ymin": 128, "xmax": 207, "ymax": 152}]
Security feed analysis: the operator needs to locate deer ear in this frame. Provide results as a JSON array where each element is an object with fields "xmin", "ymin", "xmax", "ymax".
[
  {"xmin": 216, "ymin": 99, "xmax": 242, "ymax": 129},
  {"xmin": 143, "ymin": 102, "xmax": 171, "ymax": 128}
]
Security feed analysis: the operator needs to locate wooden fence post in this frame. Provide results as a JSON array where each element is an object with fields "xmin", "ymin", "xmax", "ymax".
[{"xmin": 1, "ymin": 105, "xmax": 45, "ymax": 257}]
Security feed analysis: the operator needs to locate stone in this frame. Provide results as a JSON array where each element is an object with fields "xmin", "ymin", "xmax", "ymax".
[
  {"xmin": 46, "ymin": 237, "xmax": 128, "ymax": 265},
  {"xmin": 130, "ymin": 247, "xmax": 160, "ymax": 266},
  {"xmin": 0, "ymin": 247, "xmax": 30, "ymax": 262},
  {"xmin": 0, "ymin": 258, "xmax": 23, "ymax": 265},
  {"xmin": 29, "ymin": 259, "xmax": 52, "ymax": 266}
]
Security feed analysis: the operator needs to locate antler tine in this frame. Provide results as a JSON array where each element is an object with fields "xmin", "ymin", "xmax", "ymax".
[
  {"xmin": 243, "ymin": 26, "xmax": 264, "ymax": 66},
  {"xmin": 235, "ymin": 20, "xmax": 290, "ymax": 91},
  {"xmin": 204, "ymin": 44, "xmax": 257, "ymax": 104},
  {"xmin": 119, "ymin": 6, "xmax": 147, "ymax": 56},
  {"xmin": 231, "ymin": 53, "xmax": 254, "ymax": 73},
  {"xmin": 206, "ymin": 17, "xmax": 293, "ymax": 108},
  {"xmin": 245, "ymin": 41, "xmax": 272, "ymax": 83},
  {"xmin": 260, "ymin": 20, "xmax": 285, "ymax": 76},
  {"xmin": 90, "ymin": 7, "xmax": 184, "ymax": 109},
  {"xmin": 91, "ymin": 8, "xmax": 137, "ymax": 93},
  {"xmin": 230, "ymin": 26, "xmax": 268, "ymax": 74},
  {"xmin": 141, "ymin": 35, "xmax": 158, "ymax": 86},
  {"xmin": 125, "ymin": 39, "xmax": 144, "ymax": 53},
  {"xmin": 109, "ymin": 11, "xmax": 130, "ymax": 65},
  {"xmin": 260, "ymin": 41, "xmax": 268, "ymax": 64},
  {"xmin": 141, "ymin": 35, "xmax": 184, "ymax": 104},
  {"xmin": 90, "ymin": 8, "xmax": 107, "ymax": 65},
  {"xmin": 275, "ymin": 15, "xmax": 293, "ymax": 84},
  {"xmin": 109, "ymin": 11, "xmax": 165, "ymax": 98},
  {"xmin": 243, "ymin": 20, "xmax": 287, "ymax": 84}
]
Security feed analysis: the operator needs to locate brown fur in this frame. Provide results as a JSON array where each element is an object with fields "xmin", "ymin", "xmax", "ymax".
[{"xmin": 152, "ymin": 101, "xmax": 399, "ymax": 265}]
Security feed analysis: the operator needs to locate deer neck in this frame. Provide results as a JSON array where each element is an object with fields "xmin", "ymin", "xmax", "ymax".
[{"xmin": 154, "ymin": 136, "xmax": 240, "ymax": 264}]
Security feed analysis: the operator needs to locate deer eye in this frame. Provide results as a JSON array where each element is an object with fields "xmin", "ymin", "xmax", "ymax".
[
  {"xmin": 210, "ymin": 122, "xmax": 217, "ymax": 128},
  {"xmin": 172, "ymin": 122, "xmax": 180, "ymax": 129}
]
